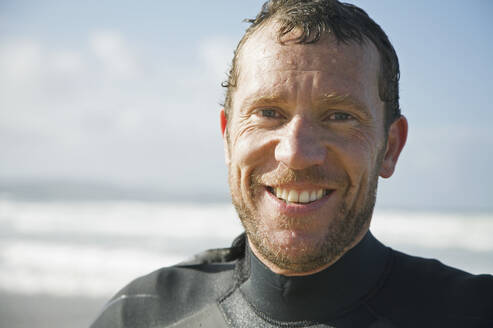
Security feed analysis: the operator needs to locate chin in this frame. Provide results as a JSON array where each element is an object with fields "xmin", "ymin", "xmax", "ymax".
[
  {"xmin": 244, "ymin": 198, "xmax": 373, "ymax": 273},
  {"xmin": 270, "ymin": 227, "xmax": 329, "ymax": 252},
  {"xmin": 255, "ymin": 225, "xmax": 334, "ymax": 264},
  {"xmin": 251, "ymin": 235, "xmax": 333, "ymax": 274},
  {"xmin": 232, "ymin": 170, "xmax": 379, "ymax": 273}
]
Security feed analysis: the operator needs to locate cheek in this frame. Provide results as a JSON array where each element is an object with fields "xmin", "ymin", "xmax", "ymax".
[
  {"xmin": 232, "ymin": 128, "xmax": 279, "ymax": 171},
  {"xmin": 329, "ymin": 129, "xmax": 383, "ymax": 187},
  {"xmin": 229, "ymin": 128, "xmax": 279, "ymax": 200}
]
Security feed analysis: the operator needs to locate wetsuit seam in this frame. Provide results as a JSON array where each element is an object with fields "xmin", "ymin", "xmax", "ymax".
[
  {"xmin": 240, "ymin": 245, "xmax": 394, "ymax": 325},
  {"xmin": 101, "ymin": 293, "xmax": 160, "ymax": 313},
  {"xmin": 222, "ymin": 246, "xmax": 322, "ymax": 327},
  {"xmin": 224, "ymin": 245, "xmax": 395, "ymax": 326},
  {"xmin": 219, "ymin": 265, "xmax": 323, "ymax": 327},
  {"xmin": 218, "ymin": 247, "xmax": 248, "ymax": 303},
  {"xmin": 362, "ymin": 248, "xmax": 398, "ymax": 327},
  {"xmin": 214, "ymin": 301, "xmax": 235, "ymax": 328},
  {"xmin": 237, "ymin": 285, "xmax": 324, "ymax": 327},
  {"xmin": 318, "ymin": 246, "xmax": 395, "ymax": 321}
]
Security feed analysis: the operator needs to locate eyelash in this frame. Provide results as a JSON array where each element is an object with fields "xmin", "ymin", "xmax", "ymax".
[
  {"xmin": 256, "ymin": 109, "xmax": 355, "ymax": 122},
  {"xmin": 259, "ymin": 109, "xmax": 283, "ymax": 119},
  {"xmin": 326, "ymin": 112, "xmax": 354, "ymax": 121}
]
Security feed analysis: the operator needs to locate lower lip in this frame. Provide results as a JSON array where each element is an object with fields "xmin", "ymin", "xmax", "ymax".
[{"xmin": 264, "ymin": 187, "xmax": 333, "ymax": 215}]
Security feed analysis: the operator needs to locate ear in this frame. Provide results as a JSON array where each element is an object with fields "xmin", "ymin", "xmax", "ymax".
[
  {"xmin": 220, "ymin": 109, "xmax": 227, "ymax": 136},
  {"xmin": 379, "ymin": 115, "xmax": 408, "ymax": 178},
  {"xmin": 220, "ymin": 109, "xmax": 231, "ymax": 165}
]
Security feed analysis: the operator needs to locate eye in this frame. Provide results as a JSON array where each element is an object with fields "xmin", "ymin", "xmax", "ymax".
[
  {"xmin": 259, "ymin": 109, "xmax": 282, "ymax": 119},
  {"xmin": 326, "ymin": 112, "xmax": 354, "ymax": 121}
]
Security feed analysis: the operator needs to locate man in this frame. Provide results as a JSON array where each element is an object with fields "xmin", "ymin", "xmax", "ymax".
[{"xmin": 91, "ymin": 1, "xmax": 493, "ymax": 327}]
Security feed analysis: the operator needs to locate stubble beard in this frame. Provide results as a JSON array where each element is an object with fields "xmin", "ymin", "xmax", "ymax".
[{"xmin": 229, "ymin": 168, "xmax": 379, "ymax": 274}]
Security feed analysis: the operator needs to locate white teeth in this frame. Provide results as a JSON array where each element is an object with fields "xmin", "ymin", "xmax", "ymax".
[
  {"xmin": 287, "ymin": 190, "xmax": 299, "ymax": 202},
  {"xmin": 299, "ymin": 191, "xmax": 309, "ymax": 203},
  {"xmin": 281, "ymin": 188, "xmax": 289, "ymax": 200},
  {"xmin": 273, "ymin": 187, "xmax": 327, "ymax": 203},
  {"xmin": 309, "ymin": 190, "xmax": 318, "ymax": 202}
]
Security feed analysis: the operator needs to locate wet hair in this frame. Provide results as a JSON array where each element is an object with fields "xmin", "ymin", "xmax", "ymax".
[{"xmin": 222, "ymin": 0, "xmax": 401, "ymax": 130}]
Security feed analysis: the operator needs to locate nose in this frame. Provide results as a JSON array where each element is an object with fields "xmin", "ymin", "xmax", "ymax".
[{"xmin": 274, "ymin": 116, "xmax": 327, "ymax": 170}]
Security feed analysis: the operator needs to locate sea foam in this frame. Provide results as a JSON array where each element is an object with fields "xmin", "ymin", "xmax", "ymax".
[{"xmin": 0, "ymin": 199, "xmax": 491, "ymax": 297}]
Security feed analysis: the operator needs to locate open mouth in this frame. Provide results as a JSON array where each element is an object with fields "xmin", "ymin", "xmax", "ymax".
[{"xmin": 266, "ymin": 186, "xmax": 332, "ymax": 204}]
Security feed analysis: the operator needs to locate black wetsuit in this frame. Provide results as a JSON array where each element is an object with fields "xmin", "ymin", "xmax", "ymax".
[{"xmin": 91, "ymin": 232, "xmax": 493, "ymax": 327}]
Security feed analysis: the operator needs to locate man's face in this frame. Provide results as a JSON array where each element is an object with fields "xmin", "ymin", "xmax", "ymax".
[{"xmin": 224, "ymin": 23, "xmax": 401, "ymax": 275}]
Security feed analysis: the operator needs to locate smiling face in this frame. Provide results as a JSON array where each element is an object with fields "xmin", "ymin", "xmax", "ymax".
[{"xmin": 223, "ymin": 22, "xmax": 406, "ymax": 275}]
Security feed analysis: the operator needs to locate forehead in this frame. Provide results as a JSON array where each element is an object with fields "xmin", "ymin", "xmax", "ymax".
[{"xmin": 234, "ymin": 22, "xmax": 381, "ymax": 106}]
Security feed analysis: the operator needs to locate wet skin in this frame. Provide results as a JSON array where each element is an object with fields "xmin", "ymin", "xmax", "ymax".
[{"xmin": 222, "ymin": 23, "xmax": 407, "ymax": 276}]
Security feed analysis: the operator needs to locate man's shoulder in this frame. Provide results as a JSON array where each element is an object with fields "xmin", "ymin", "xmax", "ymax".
[
  {"xmin": 370, "ymin": 248, "xmax": 493, "ymax": 327},
  {"xmin": 390, "ymin": 249, "xmax": 493, "ymax": 296},
  {"xmin": 90, "ymin": 247, "xmax": 242, "ymax": 328},
  {"xmin": 122, "ymin": 250, "xmax": 237, "ymax": 300}
]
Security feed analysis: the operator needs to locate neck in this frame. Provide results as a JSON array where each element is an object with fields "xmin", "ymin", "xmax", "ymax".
[
  {"xmin": 248, "ymin": 228, "xmax": 370, "ymax": 276},
  {"xmin": 240, "ymin": 231, "xmax": 390, "ymax": 322}
]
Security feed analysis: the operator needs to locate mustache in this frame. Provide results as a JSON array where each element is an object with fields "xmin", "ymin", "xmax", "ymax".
[{"xmin": 252, "ymin": 165, "xmax": 346, "ymax": 187}]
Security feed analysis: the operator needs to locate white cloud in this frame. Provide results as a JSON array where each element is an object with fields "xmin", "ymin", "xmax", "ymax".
[
  {"xmin": 49, "ymin": 50, "xmax": 84, "ymax": 75},
  {"xmin": 0, "ymin": 32, "xmax": 230, "ymax": 190},
  {"xmin": 0, "ymin": 31, "xmax": 144, "ymax": 135},
  {"xmin": 198, "ymin": 37, "xmax": 236, "ymax": 86},
  {"xmin": 89, "ymin": 30, "xmax": 138, "ymax": 78},
  {"xmin": 0, "ymin": 40, "xmax": 42, "ymax": 83}
]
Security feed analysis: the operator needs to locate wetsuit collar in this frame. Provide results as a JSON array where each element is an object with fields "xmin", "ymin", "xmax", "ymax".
[{"xmin": 240, "ymin": 231, "xmax": 389, "ymax": 322}]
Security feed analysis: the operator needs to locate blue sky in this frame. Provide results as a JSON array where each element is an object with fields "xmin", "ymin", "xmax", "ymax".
[{"xmin": 0, "ymin": 1, "xmax": 491, "ymax": 210}]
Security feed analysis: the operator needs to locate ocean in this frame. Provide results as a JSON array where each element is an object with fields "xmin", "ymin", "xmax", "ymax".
[{"xmin": 0, "ymin": 199, "xmax": 492, "ymax": 327}]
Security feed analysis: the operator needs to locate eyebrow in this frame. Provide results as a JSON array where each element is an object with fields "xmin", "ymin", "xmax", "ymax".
[
  {"xmin": 242, "ymin": 92, "xmax": 291, "ymax": 108},
  {"xmin": 316, "ymin": 93, "xmax": 370, "ymax": 116}
]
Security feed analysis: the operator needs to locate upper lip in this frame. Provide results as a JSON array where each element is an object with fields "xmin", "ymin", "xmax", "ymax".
[{"xmin": 265, "ymin": 183, "xmax": 334, "ymax": 191}]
